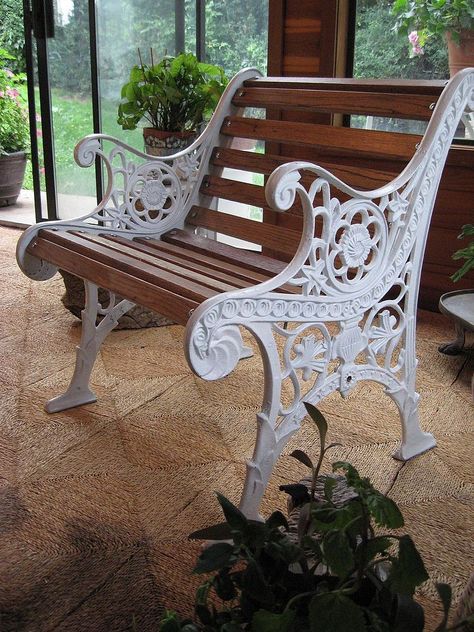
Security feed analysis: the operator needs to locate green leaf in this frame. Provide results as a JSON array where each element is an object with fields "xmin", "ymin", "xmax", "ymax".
[
  {"xmin": 321, "ymin": 530, "xmax": 354, "ymax": 578},
  {"xmin": 324, "ymin": 476, "xmax": 337, "ymax": 501},
  {"xmin": 304, "ymin": 402, "xmax": 328, "ymax": 449},
  {"xmin": 243, "ymin": 559, "xmax": 275, "ymax": 606},
  {"xmin": 217, "ymin": 493, "xmax": 248, "ymax": 532},
  {"xmin": 309, "ymin": 592, "xmax": 367, "ymax": 632},
  {"xmin": 433, "ymin": 583, "xmax": 452, "ymax": 632},
  {"xmin": 360, "ymin": 536, "xmax": 393, "ymax": 564},
  {"xmin": 290, "ymin": 449, "xmax": 314, "ymax": 469},
  {"xmin": 251, "ymin": 609, "xmax": 295, "ymax": 632},
  {"xmin": 158, "ymin": 610, "xmax": 182, "ymax": 632},
  {"xmin": 193, "ymin": 542, "xmax": 234, "ymax": 574},
  {"xmin": 366, "ymin": 492, "xmax": 404, "ymax": 529},
  {"xmin": 188, "ymin": 522, "xmax": 232, "ymax": 541},
  {"xmin": 388, "ymin": 535, "xmax": 429, "ymax": 595},
  {"xmin": 392, "ymin": 593, "xmax": 424, "ymax": 632},
  {"xmin": 266, "ymin": 510, "xmax": 289, "ymax": 532}
]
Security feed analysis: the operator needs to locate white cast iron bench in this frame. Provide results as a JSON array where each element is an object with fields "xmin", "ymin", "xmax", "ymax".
[{"xmin": 16, "ymin": 68, "xmax": 474, "ymax": 519}]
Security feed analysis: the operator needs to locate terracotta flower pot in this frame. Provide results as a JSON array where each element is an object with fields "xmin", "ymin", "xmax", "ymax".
[
  {"xmin": 446, "ymin": 29, "xmax": 474, "ymax": 77},
  {"xmin": 0, "ymin": 151, "xmax": 27, "ymax": 207},
  {"xmin": 143, "ymin": 128, "xmax": 196, "ymax": 156}
]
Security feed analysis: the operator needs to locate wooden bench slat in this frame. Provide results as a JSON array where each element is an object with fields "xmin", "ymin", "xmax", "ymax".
[
  {"xmin": 211, "ymin": 147, "xmax": 398, "ymax": 191},
  {"xmin": 73, "ymin": 232, "xmax": 242, "ymax": 294},
  {"xmin": 131, "ymin": 237, "xmax": 275, "ymax": 285},
  {"xmin": 244, "ymin": 77, "xmax": 447, "ymax": 95},
  {"xmin": 186, "ymin": 206, "xmax": 301, "ymax": 256},
  {"xmin": 162, "ymin": 229, "xmax": 287, "ymax": 277},
  {"xmin": 232, "ymin": 87, "xmax": 435, "ymax": 120},
  {"xmin": 27, "ymin": 236, "xmax": 198, "ymax": 324},
  {"xmin": 221, "ymin": 116, "xmax": 421, "ymax": 161},
  {"xmin": 102, "ymin": 234, "xmax": 258, "ymax": 290},
  {"xmin": 38, "ymin": 229, "xmax": 219, "ymax": 303},
  {"xmin": 200, "ymin": 175, "xmax": 268, "ymax": 209}
]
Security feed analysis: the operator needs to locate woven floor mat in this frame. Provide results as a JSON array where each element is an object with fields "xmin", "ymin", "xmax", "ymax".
[{"xmin": 0, "ymin": 226, "xmax": 472, "ymax": 631}]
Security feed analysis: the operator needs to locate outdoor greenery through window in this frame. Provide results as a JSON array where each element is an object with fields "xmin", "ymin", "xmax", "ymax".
[
  {"xmin": 352, "ymin": 0, "xmax": 449, "ymax": 134},
  {"xmin": 0, "ymin": 0, "xmax": 268, "ymax": 210}
]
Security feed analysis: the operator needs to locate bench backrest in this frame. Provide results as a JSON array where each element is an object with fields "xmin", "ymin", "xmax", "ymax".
[{"xmin": 187, "ymin": 76, "xmax": 447, "ymax": 259}]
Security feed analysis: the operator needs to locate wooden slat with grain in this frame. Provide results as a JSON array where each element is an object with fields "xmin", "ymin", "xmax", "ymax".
[
  {"xmin": 244, "ymin": 77, "xmax": 447, "ymax": 95},
  {"xmin": 220, "ymin": 116, "xmax": 421, "ymax": 161},
  {"xmin": 232, "ymin": 87, "xmax": 435, "ymax": 120},
  {"xmin": 186, "ymin": 206, "xmax": 301, "ymax": 256},
  {"xmin": 162, "ymin": 229, "xmax": 288, "ymax": 277},
  {"xmin": 73, "ymin": 232, "xmax": 240, "ymax": 294},
  {"xmin": 38, "ymin": 230, "xmax": 218, "ymax": 303},
  {"xmin": 26, "ymin": 237, "xmax": 197, "ymax": 324}
]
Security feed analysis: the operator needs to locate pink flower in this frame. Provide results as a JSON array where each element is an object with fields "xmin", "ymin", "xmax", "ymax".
[
  {"xmin": 408, "ymin": 31, "xmax": 424, "ymax": 56},
  {"xmin": 6, "ymin": 88, "xmax": 19, "ymax": 98},
  {"xmin": 5, "ymin": 69, "xmax": 14, "ymax": 78},
  {"xmin": 39, "ymin": 167, "xmax": 45, "ymax": 175},
  {"xmin": 37, "ymin": 128, "xmax": 43, "ymax": 138}
]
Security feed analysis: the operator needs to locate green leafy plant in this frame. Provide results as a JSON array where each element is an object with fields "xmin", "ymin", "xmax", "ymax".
[
  {"xmin": 0, "ymin": 48, "xmax": 29, "ymax": 154},
  {"xmin": 158, "ymin": 404, "xmax": 471, "ymax": 631},
  {"xmin": 117, "ymin": 51, "xmax": 228, "ymax": 132},
  {"xmin": 451, "ymin": 224, "xmax": 474, "ymax": 281},
  {"xmin": 392, "ymin": 0, "xmax": 474, "ymax": 51}
]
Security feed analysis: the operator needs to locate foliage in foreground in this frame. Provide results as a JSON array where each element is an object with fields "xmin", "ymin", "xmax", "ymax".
[
  {"xmin": 451, "ymin": 224, "xmax": 474, "ymax": 282},
  {"xmin": 157, "ymin": 404, "xmax": 471, "ymax": 632}
]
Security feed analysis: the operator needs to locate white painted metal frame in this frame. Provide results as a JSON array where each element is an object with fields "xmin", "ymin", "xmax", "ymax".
[{"xmin": 17, "ymin": 68, "xmax": 474, "ymax": 519}]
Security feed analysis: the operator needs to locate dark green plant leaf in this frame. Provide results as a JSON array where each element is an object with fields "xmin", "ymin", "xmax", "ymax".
[
  {"xmin": 309, "ymin": 592, "xmax": 367, "ymax": 632},
  {"xmin": 243, "ymin": 559, "xmax": 275, "ymax": 606},
  {"xmin": 304, "ymin": 402, "xmax": 328, "ymax": 449},
  {"xmin": 195, "ymin": 581, "xmax": 211, "ymax": 605},
  {"xmin": 195, "ymin": 603, "xmax": 213, "ymax": 626},
  {"xmin": 251, "ymin": 609, "xmax": 296, "ymax": 632},
  {"xmin": 290, "ymin": 449, "xmax": 314, "ymax": 469},
  {"xmin": 194, "ymin": 542, "xmax": 234, "ymax": 574},
  {"xmin": 188, "ymin": 522, "xmax": 232, "ymax": 541},
  {"xmin": 364, "ymin": 610, "xmax": 391, "ymax": 632},
  {"xmin": 392, "ymin": 593, "xmax": 424, "ymax": 632},
  {"xmin": 321, "ymin": 530, "xmax": 354, "ymax": 578},
  {"xmin": 158, "ymin": 610, "xmax": 182, "ymax": 632},
  {"xmin": 388, "ymin": 535, "xmax": 429, "ymax": 595},
  {"xmin": 214, "ymin": 570, "xmax": 237, "ymax": 602},
  {"xmin": 366, "ymin": 492, "xmax": 404, "ymax": 529},
  {"xmin": 360, "ymin": 536, "xmax": 393, "ymax": 565},
  {"xmin": 217, "ymin": 493, "xmax": 249, "ymax": 532},
  {"xmin": 266, "ymin": 510, "xmax": 289, "ymax": 532},
  {"xmin": 433, "ymin": 583, "xmax": 452, "ymax": 632},
  {"xmin": 324, "ymin": 476, "xmax": 337, "ymax": 501}
]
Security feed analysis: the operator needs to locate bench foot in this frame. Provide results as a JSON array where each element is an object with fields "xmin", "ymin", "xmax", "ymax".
[
  {"xmin": 393, "ymin": 430, "xmax": 436, "ymax": 461},
  {"xmin": 46, "ymin": 281, "xmax": 135, "ymax": 414},
  {"xmin": 45, "ymin": 389, "xmax": 97, "ymax": 413}
]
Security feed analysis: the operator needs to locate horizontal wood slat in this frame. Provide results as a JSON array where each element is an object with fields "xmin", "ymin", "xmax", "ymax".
[
  {"xmin": 232, "ymin": 87, "xmax": 436, "ymax": 120},
  {"xmin": 162, "ymin": 229, "xmax": 288, "ymax": 277},
  {"xmin": 221, "ymin": 116, "xmax": 421, "ymax": 161},
  {"xmin": 75, "ymin": 232, "xmax": 238, "ymax": 294},
  {"xmin": 27, "ymin": 236, "xmax": 198, "ymax": 325},
  {"xmin": 244, "ymin": 77, "xmax": 447, "ymax": 95},
  {"xmin": 37, "ymin": 230, "xmax": 218, "ymax": 303},
  {"xmin": 186, "ymin": 206, "xmax": 301, "ymax": 256},
  {"xmin": 200, "ymin": 175, "xmax": 268, "ymax": 209}
]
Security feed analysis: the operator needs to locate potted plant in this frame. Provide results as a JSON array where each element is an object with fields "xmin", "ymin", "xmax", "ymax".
[
  {"xmin": 392, "ymin": 0, "xmax": 474, "ymax": 75},
  {"xmin": 0, "ymin": 48, "xmax": 29, "ymax": 207},
  {"xmin": 157, "ymin": 404, "xmax": 473, "ymax": 631},
  {"xmin": 117, "ymin": 51, "xmax": 228, "ymax": 156}
]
